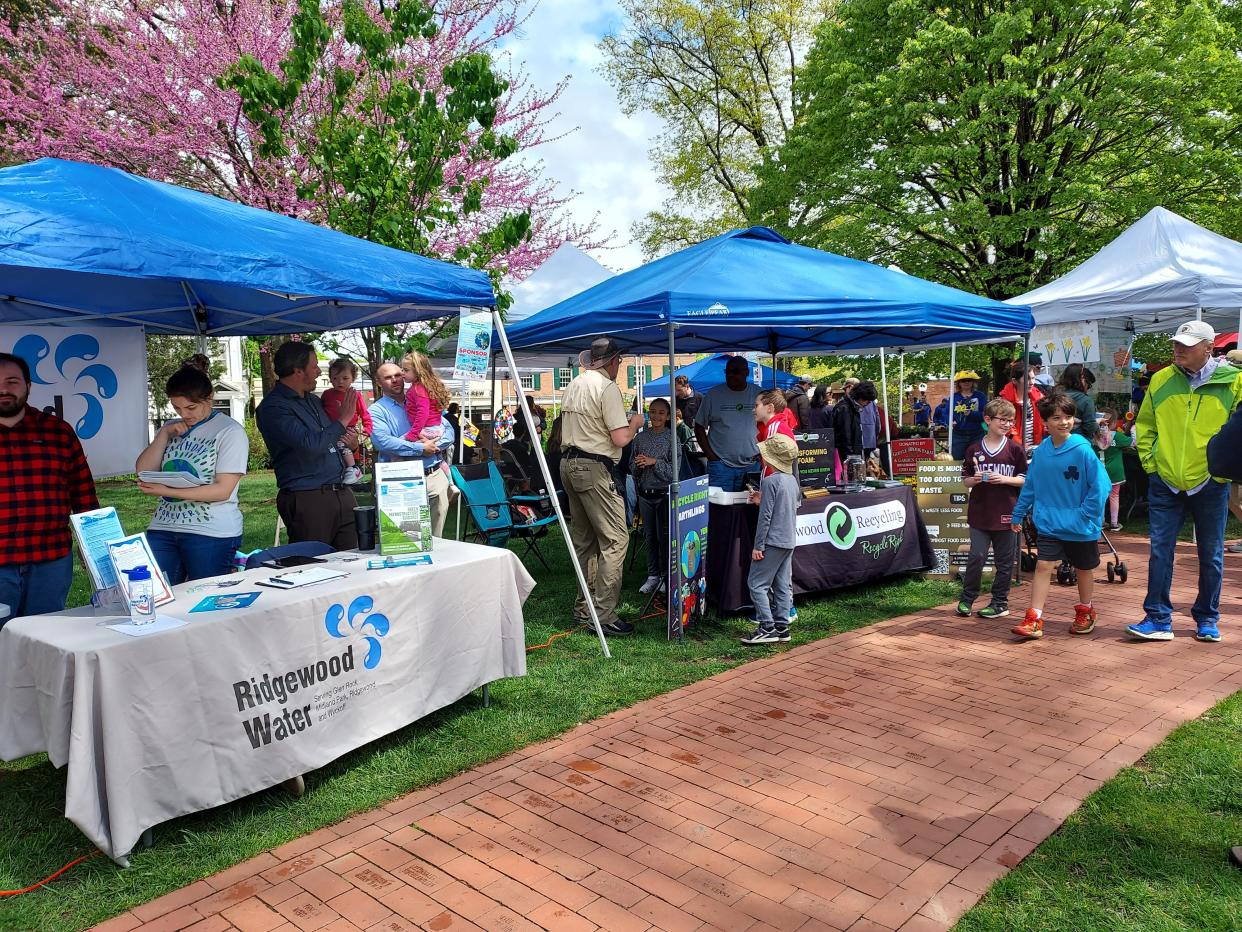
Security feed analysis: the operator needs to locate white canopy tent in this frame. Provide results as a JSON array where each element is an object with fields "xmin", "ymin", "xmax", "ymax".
[{"xmin": 1010, "ymin": 206, "xmax": 1242, "ymax": 336}]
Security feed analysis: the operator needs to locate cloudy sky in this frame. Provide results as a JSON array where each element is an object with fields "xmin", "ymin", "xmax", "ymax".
[{"xmin": 497, "ymin": 0, "xmax": 665, "ymax": 275}]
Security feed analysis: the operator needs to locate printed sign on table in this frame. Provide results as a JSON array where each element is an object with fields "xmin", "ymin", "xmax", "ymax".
[
  {"xmin": 1, "ymin": 325, "xmax": 148, "ymax": 477},
  {"xmin": 376, "ymin": 460, "xmax": 431, "ymax": 554},
  {"xmin": 794, "ymin": 430, "xmax": 835, "ymax": 487},
  {"xmin": 889, "ymin": 438, "xmax": 936, "ymax": 477},
  {"xmin": 669, "ymin": 475, "xmax": 709, "ymax": 641},
  {"xmin": 453, "ymin": 310, "xmax": 492, "ymax": 382}
]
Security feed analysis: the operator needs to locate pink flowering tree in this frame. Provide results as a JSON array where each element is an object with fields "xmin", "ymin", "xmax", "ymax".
[{"xmin": 0, "ymin": 0, "xmax": 599, "ymax": 375}]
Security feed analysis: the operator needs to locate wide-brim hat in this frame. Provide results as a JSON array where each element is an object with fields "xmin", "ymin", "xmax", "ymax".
[
  {"xmin": 585, "ymin": 336, "xmax": 622, "ymax": 369},
  {"xmin": 757, "ymin": 434, "xmax": 797, "ymax": 474},
  {"xmin": 953, "ymin": 370, "xmax": 981, "ymax": 383}
]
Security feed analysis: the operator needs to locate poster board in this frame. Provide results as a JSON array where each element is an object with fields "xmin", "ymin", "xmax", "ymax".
[
  {"xmin": 0, "ymin": 325, "xmax": 149, "ymax": 478},
  {"xmin": 890, "ymin": 438, "xmax": 936, "ymax": 477},
  {"xmin": 375, "ymin": 460, "xmax": 432, "ymax": 554},
  {"xmin": 914, "ymin": 460, "xmax": 982, "ymax": 578},
  {"xmin": 1031, "ymin": 321, "xmax": 1101, "ymax": 367},
  {"xmin": 669, "ymin": 475, "xmax": 709, "ymax": 640},
  {"xmin": 453, "ymin": 310, "xmax": 492, "ymax": 382},
  {"xmin": 794, "ymin": 430, "xmax": 835, "ymax": 488}
]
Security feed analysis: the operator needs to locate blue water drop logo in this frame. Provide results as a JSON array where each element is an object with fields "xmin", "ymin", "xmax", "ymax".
[
  {"xmin": 324, "ymin": 595, "xmax": 390, "ymax": 669},
  {"xmin": 12, "ymin": 334, "xmax": 52, "ymax": 384}
]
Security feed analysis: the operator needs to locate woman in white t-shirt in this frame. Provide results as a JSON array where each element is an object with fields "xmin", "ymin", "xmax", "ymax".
[{"xmin": 135, "ymin": 356, "xmax": 249, "ymax": 583}]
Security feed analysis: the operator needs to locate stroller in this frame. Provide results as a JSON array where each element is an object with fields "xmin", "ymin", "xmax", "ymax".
[{"xmin": 1019, "ymin": 517, "xmax": 1128, "ymax": 584}]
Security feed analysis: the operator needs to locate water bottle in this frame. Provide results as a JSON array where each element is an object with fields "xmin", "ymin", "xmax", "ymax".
[{"xmin": 123, "ymin": 565, "xmax": 156, "ymax": 625}]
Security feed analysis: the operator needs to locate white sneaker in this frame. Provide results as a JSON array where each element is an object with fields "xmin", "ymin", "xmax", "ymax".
[
  {"xmin": 1228, "ymin": 541, "xmax": 1242, "ymax": 554},
  {"xmin": 342, "ymin": 467, "xmax": 363, "ymax": 485},
  {"xmin": 639, "ymin": 575, "xmax": 661, "ymax": 595}
]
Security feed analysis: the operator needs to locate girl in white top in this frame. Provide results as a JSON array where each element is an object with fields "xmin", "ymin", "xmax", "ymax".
[{"xmin": 135, "ymin": 355, "xmax": 249, "ymax": 583}]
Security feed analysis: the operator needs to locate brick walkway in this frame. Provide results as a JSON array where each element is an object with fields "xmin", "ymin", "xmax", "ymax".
[{"xmin": 97, "ymin": 539, "xmax": 1242, "ymax": 932}]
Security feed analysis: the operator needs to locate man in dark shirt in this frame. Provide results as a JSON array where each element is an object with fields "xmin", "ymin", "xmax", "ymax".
[
  {"xmin": 256, "ymin": 342, "xmax": 361, "ymax": 549},
  {"xmin": 0, "ymin": 352, "xmax": 99, "ymax": 626}
]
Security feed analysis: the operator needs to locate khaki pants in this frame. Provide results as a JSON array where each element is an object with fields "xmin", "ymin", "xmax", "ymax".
[
  {"xmin": 560, "ymin": 457, "xmax": 629, "ymax": 625},
  {"xmin": 426, "ymin": 466, "xmax": 451, "ymax": 539}
]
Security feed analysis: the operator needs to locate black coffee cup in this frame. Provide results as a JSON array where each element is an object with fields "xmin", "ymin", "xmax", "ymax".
[{"xmin": 353, "ymin": 506, "xmax": 377, "ymax": 551}]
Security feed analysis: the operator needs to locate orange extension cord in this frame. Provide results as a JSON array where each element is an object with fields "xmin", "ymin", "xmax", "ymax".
[
  {"xmin": 0, "ymin": 849, "xmax": 100, "ymax": 896},
  {"xmin": 526, "ymin": 623, "xmax": 587, "ymax": 651}
]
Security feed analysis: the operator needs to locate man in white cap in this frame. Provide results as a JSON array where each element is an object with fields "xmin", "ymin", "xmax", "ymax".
[
  {"xmin": 560, "ymin": 337, "xmax": 646, "ymax": 637},
  {"xmin": 1128, "ymin": 321, "xmax": 1242, "ymax": 643}
]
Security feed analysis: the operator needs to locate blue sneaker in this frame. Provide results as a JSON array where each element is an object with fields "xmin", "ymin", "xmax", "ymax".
[
  {"xmin": 1127, "ymin": 619, "xmax": 1174, "ymax": 641},
  {"xmin": 1195, "ymin": 621, "xmax": 1221, "ymax": 643},
  {"xmin": 789, "ymin": 605, "xmax": 798, "ymax": 623}
]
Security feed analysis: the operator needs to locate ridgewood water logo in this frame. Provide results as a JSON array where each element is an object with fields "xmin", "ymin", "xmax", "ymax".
[
  {"xmin": 229, "ymin": 595, "xmax": 390, "ymax": 749},
  {"xmin": 12, "ymin": 332, "xmax": 116, "ymax": 438}
]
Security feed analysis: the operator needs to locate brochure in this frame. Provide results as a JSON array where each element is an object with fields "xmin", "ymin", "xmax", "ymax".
[
  {"xmin": 138, "ymin": 470, "xmax": 208, "ymax": 488},
  {"xmin": 70, "ymin": 507, "xmax": 126, "ymax": 590},
  {"xmin": 189, "ymin": 592, "xmax": 261, "ymax": 613},
  {"xmin": 375, "ymin": 460, "xmax": 432, "ymax": 554},
  {"xmin": 107, "ymin": 533, "xmax": 175, "ymax": 606}
]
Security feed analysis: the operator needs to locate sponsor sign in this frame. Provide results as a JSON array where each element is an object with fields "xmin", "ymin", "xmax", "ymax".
[
  {"xmin": 453, "ymin": 310, "xmax": 492, "ymax": 381},
  {"xmin": 1, "ymin": 325, "xmax": 148, "ymax": 477},
  {"xmin": 890, "ymin": 437, "xmax": 935, "ymax": 477}
]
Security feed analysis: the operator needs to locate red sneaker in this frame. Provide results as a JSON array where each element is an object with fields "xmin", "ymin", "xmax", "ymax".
[
  {"xmin": 1011, "ymin": 609, "xmax": 1044, "ymax": 640},
  {"xmin": 1071, "ymin": 603, "xmax": 1096, "ymax": 635}
]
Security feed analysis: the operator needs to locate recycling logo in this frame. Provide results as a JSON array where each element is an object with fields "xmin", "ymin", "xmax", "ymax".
[
  {"xmin": 823, "ymin": 502, "xmax": 857, "ymax": 550},
  {"xmin": 325, "ymin": 595, "xmax": 390, "ymax": 669}
]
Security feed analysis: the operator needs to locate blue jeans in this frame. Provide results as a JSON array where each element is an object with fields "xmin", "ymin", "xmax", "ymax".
[
  {"xmin": 0, "ymin": 553, "xmax": 74, "ymax": 628},
  {"xmin": 951, "ymin": 431, "xmax": 982, "ymax": 461},
  {"xmin": 707, "ymin": 460, "xmax": 751, "ymax": 492},
  {"xmin": 1144, "ymin": 476, "xmax": 1229, "ymax": 626},
  {"xmin": 148, "ymin": 530, "xmax": 242, "ymax": 585}
]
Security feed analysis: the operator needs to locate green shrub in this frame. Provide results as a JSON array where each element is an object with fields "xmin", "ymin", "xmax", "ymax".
[{"xmin": 244, "ymin": 417, "xmax": 270, "ymax": 471}]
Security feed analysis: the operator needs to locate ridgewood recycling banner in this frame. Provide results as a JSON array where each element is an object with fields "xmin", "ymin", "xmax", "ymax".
[{"xmin": 1, "ymin": 325, "xmax": 148, "ymax": 478}]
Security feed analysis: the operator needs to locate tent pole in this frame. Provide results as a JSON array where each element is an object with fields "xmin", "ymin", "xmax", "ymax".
[
  {"xmin": 898, "ymin": 351, "xmax": 905, "ymax": 422},
  {"xmin": 880, "ymin": 348, "xmax": 892, "ymax": 472},
  {"xmin": 492, "ymin": 312, "xmax": 611, "ymax": 659},
  {"xmin": 948, "ymin": 343, "xmax": 957, "ymax": 459},
  {"xmin": 454, "ymin": 382, "xmax": 466, "ymax": 541},
  {"xmin": 637, "ymin": 354, "xmax": 644, "ymax": 410},
  {"xmin": 489, "ymin": 352, "xmax": 497, "ymax": 459},
  {"xmin": 667, "ymin": 322, "xmax": 681, "ymax": 642}
]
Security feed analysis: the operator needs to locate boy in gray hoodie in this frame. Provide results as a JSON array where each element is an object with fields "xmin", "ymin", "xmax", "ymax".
[{"xmin": 742, "ymin": 434, "xmax": 800, "ymax": 645}]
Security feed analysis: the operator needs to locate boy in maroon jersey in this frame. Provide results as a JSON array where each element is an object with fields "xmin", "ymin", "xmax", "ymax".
[{"xmin": 955, "ymin": 397, "xmax": 1027, "ymax": 619}]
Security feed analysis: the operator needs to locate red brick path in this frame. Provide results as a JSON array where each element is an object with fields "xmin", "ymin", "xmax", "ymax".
[{"xmin": 95, "ymin": 540, "xmax": 1242, "ymax": 932}]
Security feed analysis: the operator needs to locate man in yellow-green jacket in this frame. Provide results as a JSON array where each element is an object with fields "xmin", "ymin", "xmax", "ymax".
[{"xmin": 1128, "ymin": 321, "xmax": 1242, "ymax": 644}]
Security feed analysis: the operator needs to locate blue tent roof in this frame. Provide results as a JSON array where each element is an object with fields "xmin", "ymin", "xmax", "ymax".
[
  {"xmin": 641, "ymin": 354, "xmax": 798, "ymax": 397},
  {"xmin": 505, "ymin": 227, "xmax": 1032, "ymax": 355},
  {"xmin": 0, "ymin": 158, "xmax": 494, "ymax": 335}
]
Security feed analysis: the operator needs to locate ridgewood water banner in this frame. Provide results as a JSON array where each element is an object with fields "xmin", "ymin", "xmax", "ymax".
[{"xmin": 1, "ymin": 325, "xmax": 148, "ymax": 477}]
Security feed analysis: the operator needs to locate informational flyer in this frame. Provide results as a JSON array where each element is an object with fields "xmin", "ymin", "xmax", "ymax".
[
  {"xmin": 1031, "ymin": 320, "xmax": 1101, "ymax": 366},
  {"xmin": 794, "ymin": 430, "xmax": 835, "ymax": 488},
  {"xmin": 453, "ymin": 310, "xmax": 492, "ymax": 382},
  {"xmin": 668, "ymin": 475, "xmax": 709, "ymax": 641},
  {"xmin": 914, "ymin": 460, "xmax": 979, "ymax": 578},
  {"xmin": 376, "ymin": 460, "xmax": 432, "ymax": 554},
  {"xmin": 107, "ymin": 533, "xmax": 176, "ymax": 606},
  {"xmin": 70, "ymin": 506, "xmax": 126, "ymax": 590}
]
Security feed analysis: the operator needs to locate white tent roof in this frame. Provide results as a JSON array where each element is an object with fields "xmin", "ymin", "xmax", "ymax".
[{"xmin": 1009, "ymin": 207, "xmax": 1242, "ymax": 331}]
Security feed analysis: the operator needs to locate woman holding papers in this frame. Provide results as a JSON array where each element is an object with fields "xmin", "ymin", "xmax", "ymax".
[{"xmin": 135, "ymin": 356, "xmax": 249, "ymax": 583}]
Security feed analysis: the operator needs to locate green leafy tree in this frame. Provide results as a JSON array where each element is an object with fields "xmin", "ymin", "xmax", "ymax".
[
  {"xmin": 757, "ymin": 0, "xmax": 1242, "ymax": 299},
  {"xmin": 146, "ymin": 336, "xmax": 226, "ymax": 415},
  {"xmin": 223, "ymin": 0, "xmax": 531, "ymax": 377},
  {"xmin": 600, "ymin": 0, "xmax": 830, "ymax": 258}
]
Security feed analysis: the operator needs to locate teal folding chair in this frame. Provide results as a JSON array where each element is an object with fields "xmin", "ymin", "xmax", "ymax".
[{"xmin": 450, "ymin": 462, "xmax": 558, "ymax": 570}]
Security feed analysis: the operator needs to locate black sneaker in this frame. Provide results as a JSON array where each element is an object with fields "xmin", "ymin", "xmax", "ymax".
[
  {"xmin": 603, "ymin": 620, "xmax": 635, "ymax": 637},
  {"xmin": 977, "ymin": 604, "xmax": 1009, "ymax": 619},
  {"xmin": 774, "ymin": 626, "xmax": 792, "ymax": 642},
  {"xmin": 741, "ymin": 627, "xmax": 782, "ymax": 645}
]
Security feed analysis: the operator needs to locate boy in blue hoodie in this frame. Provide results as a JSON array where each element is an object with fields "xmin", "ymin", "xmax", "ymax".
[{"xmin": 1009, "ymin": 391, "xmax": 1110, "ymax": 639}]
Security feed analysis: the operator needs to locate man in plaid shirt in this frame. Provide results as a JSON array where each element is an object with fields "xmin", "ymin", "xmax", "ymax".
[{"xmin": 0, "ymin": 353, "xmax": 99, "ymax": 627}]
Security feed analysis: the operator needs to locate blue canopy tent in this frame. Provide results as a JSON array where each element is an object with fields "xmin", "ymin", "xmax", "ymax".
[
  {"xmin": 640, "ymin": 353, "xmax": 798, "ymax": 397},
  {"xmin": 0, "ymin": 158, "xmax": 617, "ymax": 657},
  {"xmin": 0, "ymin": 158, "xmax": 495, "ymax": 334}
]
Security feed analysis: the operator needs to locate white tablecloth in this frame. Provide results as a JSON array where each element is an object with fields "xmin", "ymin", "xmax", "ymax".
[{"xmin": 0, "ymin": 539, "xmax": 534, "ymax": 863}]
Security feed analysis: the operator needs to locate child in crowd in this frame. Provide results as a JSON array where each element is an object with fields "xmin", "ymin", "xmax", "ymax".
[
  {"xmin": 753, "ymin": 389, "xmax": 796, "ymax": 478},
  {"xmin": 741, "ymin": 434, "xmax": 800, "ymax": 645},
  {"xmin": 1009, "ymin": 391, "xmax": 1110, "ymax": 639},
  {"xmin": 320, "ymin": 358, "xmax": 372, "ymax": 484},
  {"xmin": 1098, "ymin": 410, "xmax": 1131, "ymax": 531},
  {"xmin": 956, "ymin": 398, "xmax": 1027, "ymax": 619},
  {"xmin": 401, "ymin": 352, "xmax": 453, "ymax": 474}
]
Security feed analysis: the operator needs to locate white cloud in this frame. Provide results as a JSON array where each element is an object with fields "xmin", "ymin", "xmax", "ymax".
[{"xmin": 497, "ymin": 0, "xmax": 665, "ymax": 274}]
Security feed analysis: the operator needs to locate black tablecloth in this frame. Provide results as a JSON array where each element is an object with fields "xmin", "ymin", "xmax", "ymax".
[{"xmin": 707, "ymin": 485, "xmax": 934, "ymax": 613}]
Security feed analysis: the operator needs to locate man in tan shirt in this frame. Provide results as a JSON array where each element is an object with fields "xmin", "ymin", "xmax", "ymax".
[{"xmin": 561, "ymin": 337, "xmax": 646, "ymax": 636}]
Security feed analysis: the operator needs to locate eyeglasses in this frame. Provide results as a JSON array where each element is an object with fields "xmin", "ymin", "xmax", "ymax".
[{"xmin": 989, "ymin": 417, "xmax": 1015, "ymax": 424}]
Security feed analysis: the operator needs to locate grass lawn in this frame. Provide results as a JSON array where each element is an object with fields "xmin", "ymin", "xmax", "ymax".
[{"xmin": 2, "ymin": 472, "xmax": 1239, "ymax": 931}]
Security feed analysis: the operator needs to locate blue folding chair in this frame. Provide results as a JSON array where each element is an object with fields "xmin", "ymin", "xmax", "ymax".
[
  {"xmin": 451, "ymin": 462, "xmax": 558, "ymax": 570},
  {"xmin": 244, "ymin": 541, "xmax": 336, "ymax": 570}
]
